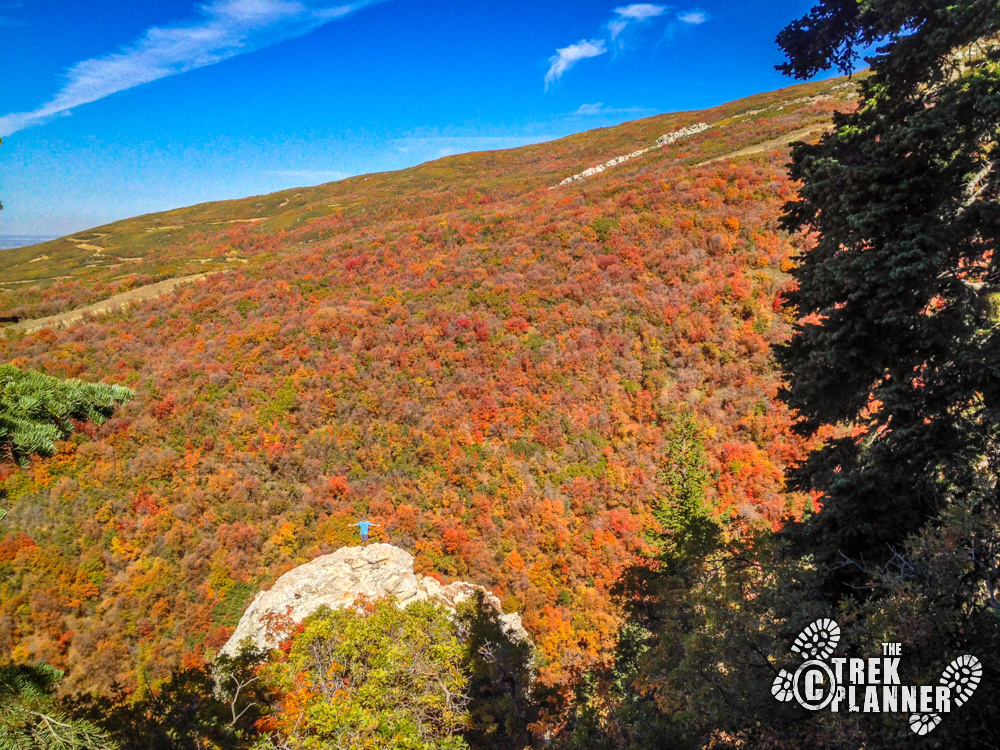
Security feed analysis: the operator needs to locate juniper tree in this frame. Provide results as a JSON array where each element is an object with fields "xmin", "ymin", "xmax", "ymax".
[{"xmin": 776, "ymin": 0, "xmax": 1000, "ymax": 593}]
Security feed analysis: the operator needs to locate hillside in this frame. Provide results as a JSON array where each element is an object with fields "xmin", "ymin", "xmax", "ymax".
[
  {"xmin": 1, "ymin": 77, "xmax": 846, "ymax": 321},
  {"xmin": 0, "ymin": 76, "xmax": 855, "ymax": 692}
]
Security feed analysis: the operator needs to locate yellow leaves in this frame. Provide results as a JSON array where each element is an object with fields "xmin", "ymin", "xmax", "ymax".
[
  {"xmin": 268, "ymin": 521, "xmax": 298, "ymax": 557},
  {"xmin": 605, "ymin": 460, "xmax": 632, "ymax": 491},
  {"xmin": 358, "ymin": 391, "xmax": 381, "ymax": 415},
  {"xmin": 207, "ymin": 549, "xmax": 235, "ymax": 596},
  {"xmin": 527, "ymin": 555, "xmax": 556, "ymax": 590},
  {"xmin": 317, "ymin": 514, "xmax": 358, "ymax": 549},
  {"xmin": 241, "ymin": 322, "xmax": 280, "ymax": 346},
  {"xmin": 357, "ymin": 443, "xmax": 387, "ymax": 472},
  {"xmin": 10, "ymin": 643, "xmax": 33, "ymax": 664},
  {"xmin": 110, "ymin": 536, "xmax": 142, "ymax": 561},
  {"xmin": 206, "ymin": 466, "xmax": 238, "ymax": 497}
]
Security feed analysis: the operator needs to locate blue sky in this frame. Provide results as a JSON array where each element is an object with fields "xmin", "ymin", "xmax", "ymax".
[{"xmin": 0, "ymin": 0, "xmax": 831, "ymax": 236}]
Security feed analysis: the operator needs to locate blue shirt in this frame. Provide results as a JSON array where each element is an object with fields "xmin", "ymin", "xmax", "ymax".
[{"xmin": 356, "ymin": 521, "xmax": 372, "ymax": 534}]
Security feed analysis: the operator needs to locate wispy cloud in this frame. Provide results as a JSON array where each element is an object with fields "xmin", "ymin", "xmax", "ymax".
[
  {"xmin": 677, "ymin": 9, "xmax": 708, "ymax": 24},
  {"xmin": 571, "ymin": 102, "xmax": 653, "ymax": 116},
  {"xmin": 544, "ymin": 39, "xmax": 607, "ymax": 90},
  {"xmin": 0, "ymin": 0, "xmax": 26, "ymax": 26},
  {"xmin": 608, "ymin": 4, "xmax": 667, "ymax": 41},
  {"xmin": 0, "ymin": 0, "xmax": 379, "ymax": 137},
  {"xmin": 545, "ymin": 3, "xmax": 708, "ymax": 88}
]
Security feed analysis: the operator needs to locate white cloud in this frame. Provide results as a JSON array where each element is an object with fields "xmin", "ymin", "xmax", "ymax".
[
  {"xmin": 0, "ymin": 0, "xmax": 379, "ymax": 137},
  {"xmin": 571, "ymin": 102, "xmax": 654, "ymax": 117},
  {"xmin": 544, "ymin": 39, "xmax": 607, "ymax": 90},
  {"xmin": 677, "ymin": 9, "xmax": 708, "ymax": 24},
  {"xmin": 608, "ymin": 3, "xmax": 666, "ymax": 42},
  {"xmin": 615, "ymin": 3, "xmax": 667, "ymax": 20}
]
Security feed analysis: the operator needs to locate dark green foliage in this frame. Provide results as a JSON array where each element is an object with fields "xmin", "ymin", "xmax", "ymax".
[
  {"xmin": 455, "ymin": 592, "xmax": 537, "ymax": 750},
  {"xmin": 0, "ymin": 365, "xmax": 133, "ymax": 468},
  {"xmin": 653, "ymin": 412, "xmax": 719, "ymax": 567},
  {"xmin": 65, "ymin": 647, "xmax": 270, "ymax": 750},
  {"xmin": 0, "ymin": 664, "xmax": 115, "ymax": 749},
  {"xmin": 777, "ymin": 0, "xmax": 1000, "ymax": 593},
  {"xmin": 213, "ymin": 582, "xmax": 260, "ymax": 627},
  {"xmin": 589, "ymin": 217, "xmax": 618, "ymax": 243}
]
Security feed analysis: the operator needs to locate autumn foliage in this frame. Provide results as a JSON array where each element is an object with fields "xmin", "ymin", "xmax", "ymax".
[{"xmin": 0, "ymin": 78, "xmax": 852, "ymax": 699}]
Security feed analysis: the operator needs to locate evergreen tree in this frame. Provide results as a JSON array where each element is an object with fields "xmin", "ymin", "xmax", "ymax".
[
  {"xmin": 653, "ymin": 412, "xmax": 718, "ymax": 567},
  {"xmin": 0, "ymin": 365, "xmax": 132, "ymax": 469},
  {"xmin": 776, "ymin": 1, "xmax": 1000, "ymax": 593},
  {"xmin": 0, "ymin": 664, "xmax": 116, "ymax": 750}
]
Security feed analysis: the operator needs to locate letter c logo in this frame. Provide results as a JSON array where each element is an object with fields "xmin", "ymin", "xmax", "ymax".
[{"xmin": 793, "ymin": 660, "xmax": 837, "ymax": 710}]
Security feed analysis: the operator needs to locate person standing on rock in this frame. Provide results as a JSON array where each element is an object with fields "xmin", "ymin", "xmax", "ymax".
[{"xmin": 352, "ymin": 516, "xmax": 379, "ymax": 544}]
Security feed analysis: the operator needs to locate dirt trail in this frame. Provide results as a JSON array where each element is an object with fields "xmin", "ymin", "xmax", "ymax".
[
  {"xmin": 8, "ymin": 272, "xmax": 220, "ymax": 334},
  {"xmin": 697, "ymin": 124, "xmax": 830, "ymax": 165}
]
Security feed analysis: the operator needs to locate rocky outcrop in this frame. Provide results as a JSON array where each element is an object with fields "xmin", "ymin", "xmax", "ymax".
[
  {"xmin": 219, "ymin": 543, "xmax": 528, "ymax": 656},
  {"xmin": 654, "ymin": 121, "xmax": 711, "ymax": 147},
  {"xmin": 553, "ymin": 121, "xmax": 712, "ymax": 188}
]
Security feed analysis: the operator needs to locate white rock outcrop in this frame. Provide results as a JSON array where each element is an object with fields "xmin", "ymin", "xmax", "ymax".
[
  {"xmin": 220, "ymin": 543, "xmax": 528, "ymax": 656},
  {"xmin": 553, "ymin": 121, "xmax": 713, "ymax": 188},
  {"xmin": 654, "ymin": 121, "xmax": 711, "ymax": 147}
]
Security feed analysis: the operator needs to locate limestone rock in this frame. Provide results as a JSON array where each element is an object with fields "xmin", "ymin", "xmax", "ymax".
[{"xmin": 220, "ymin": 543, "xmax": 528, "ymax": 656}]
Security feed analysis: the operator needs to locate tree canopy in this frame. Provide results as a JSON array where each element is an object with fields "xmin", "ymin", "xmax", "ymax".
[{"xmin": 777, "ymin": 0, "xmax": 1000, "ymax": 591}]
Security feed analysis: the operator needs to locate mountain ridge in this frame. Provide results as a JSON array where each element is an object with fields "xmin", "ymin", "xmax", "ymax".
[{"xmin": 0, "ymin": 76, "xmax": 853, "ymax": 324}]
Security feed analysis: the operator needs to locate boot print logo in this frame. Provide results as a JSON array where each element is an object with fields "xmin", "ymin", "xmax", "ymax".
[{"xmin": 772, "ymin": 619, "xmax": 981, "ymax": 735}]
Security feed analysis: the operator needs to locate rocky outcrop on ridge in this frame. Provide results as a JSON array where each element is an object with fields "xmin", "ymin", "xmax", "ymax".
[
  {"xmin": 553, "ymin": 121, "xmax": 712, "ymax": 188},
  {"xmin": 219, "ymin": 543, "xmax": 529, "ymax": 656}
]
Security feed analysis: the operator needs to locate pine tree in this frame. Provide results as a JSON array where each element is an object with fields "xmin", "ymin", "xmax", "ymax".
[
  {"xmin": 0, "ymin": 365, "xmax": 132, "ymax": 468},
  {"xmin": 653, "ymin": 412, "xmax": 718, "ymax": 566},
  {"xmin": 776, "ymin": 1, "xmax": 1000, "ymax": 593}
]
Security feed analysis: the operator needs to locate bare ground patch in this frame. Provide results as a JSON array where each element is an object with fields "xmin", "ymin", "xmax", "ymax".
[{"xmin": 7, "ymin": 272, "xmax": 221, "ymax": 334}]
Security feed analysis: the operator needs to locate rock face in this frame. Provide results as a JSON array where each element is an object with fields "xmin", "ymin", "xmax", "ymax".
[{"xmin": 220, "ymin": 543, "xmax": 528, "ymax": 656}]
